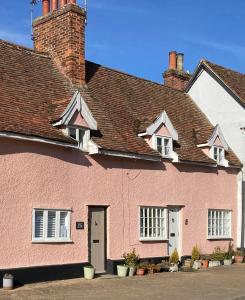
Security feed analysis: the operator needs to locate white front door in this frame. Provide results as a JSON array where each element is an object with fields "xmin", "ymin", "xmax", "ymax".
[{"xmin": 168, "ymin": 208, "xmax": 180, "ymax": 256}]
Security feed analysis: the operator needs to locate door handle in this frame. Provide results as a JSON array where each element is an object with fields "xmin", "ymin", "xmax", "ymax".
[
  {"xmin": 93, "ymin": 240, "xmax": 99, "ymax": 243},
  {"xmin": 170, "ymin": 233, "xmax": 175, "ymax": 237}
]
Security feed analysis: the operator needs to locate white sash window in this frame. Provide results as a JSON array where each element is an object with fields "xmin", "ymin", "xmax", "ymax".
[
  {"xmin": 33, "ymin": 209, "xmax": 71, "ymax": 243},
  {"xmin": 208, "ymin": 209, "xmax": 231, "ymax": 239},
  {"xmin": 140, "ymin": 207, "xmax": 168, "ymax": 241}
]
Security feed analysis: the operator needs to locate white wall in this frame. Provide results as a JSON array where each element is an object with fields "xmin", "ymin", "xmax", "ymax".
[
  {"xmin": 188, "ymin": 69, "xmax": 245, "ymax": 247},
  {"xmin": 188, "ymin": 69, "xmax": 245, "ymax": 165}
]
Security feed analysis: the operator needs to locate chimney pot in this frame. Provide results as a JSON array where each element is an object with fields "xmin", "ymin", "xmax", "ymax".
[
  {"xmin": 67, "ymin": 0, "xmax": 76, "ymax": 3},
  {"xmin": 169, "ymin": 51, "xmax": 177, "ymax": 70},
  {"xmin": 42, "ymin": 0, "xmax": 50, "ymax": 15},
  {"xmin": 60, "ymin": 0, "xmax": 67, "ymax": 7},
  {"xmin": 177, "ymin": 53, "xmax": 184, "ymax": 72},
  {"xmin": 51, "ymin": 0, "xmax": 58, "ymax": 11}
]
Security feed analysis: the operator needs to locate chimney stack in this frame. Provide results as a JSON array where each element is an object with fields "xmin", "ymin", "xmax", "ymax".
[
  {"xmin": 163, "ymin": 51, "xmax": 191, "ymax": 91},
  {"xmin": 33, "ymin": 1, "xmax": 86, "ymax": 86}
]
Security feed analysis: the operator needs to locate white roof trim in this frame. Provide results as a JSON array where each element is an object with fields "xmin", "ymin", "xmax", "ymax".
[
  {"xmin": 139, "ymin": 111, "xmax": 178, "ymax": 141},
  {"xmin": 98, "ymin": 149, "xmax": 161, "ymax": 162},
  {"xmin": 53, "ymin": 91, "xmax": 97, "ymax": 130},
  {"xmin": 197, "ymin": 125, "xmax": 229, "ymax": 150}
]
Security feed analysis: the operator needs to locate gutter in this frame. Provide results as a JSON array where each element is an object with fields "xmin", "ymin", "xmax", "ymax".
[
  {"xmin": 98, "ymin": 149, "xmax": 161, "ymax": 162},
  {"xmin": 0, "ymin": 132, "xmax": 78, "ymax": 150}
]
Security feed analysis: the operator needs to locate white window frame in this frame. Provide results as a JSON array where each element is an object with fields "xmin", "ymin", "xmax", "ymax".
[
  {"xmin": 139, "ymin": 206, "xmax": 168, "ymax": 241},
  {"xmin": 207, "ymin": 209, "xmax": 232, "ymax": 240},
  {"xmin": 68, "ymin": 126, "xmax": 90, "ymax": 151},
  {"xmin": 32, "ymin": 209, "xmax": 72, "ymax": 243},
  {"xmin": 211, "ymin": 146, "xmax": 225, "ymax": 165},
  {"xmin": 155, "ymin": 135, "xmax": 173, "ymax": 157}
]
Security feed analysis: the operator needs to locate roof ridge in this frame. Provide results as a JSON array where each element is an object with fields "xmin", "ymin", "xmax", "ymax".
[
  {"xmin": 202, "ymin": 59, "xmax": 245, "ymax": 77},
  {"xmin": 0, "ymin": 39, "xmax": 50, "ymax": 59},
  {"xmin": 86, "ymin": 60, "xmax": 186, "ymax": 95}
]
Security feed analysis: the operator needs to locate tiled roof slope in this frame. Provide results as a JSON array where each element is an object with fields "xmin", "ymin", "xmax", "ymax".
[
  {"xmin": 0, "ymin": 40, "xmax": 241, "ymax": 167},
  {"xmin": 204, "ymin": 60, "xmax": 245, "ymax": 105},
  {"xmin": 0, "ymin": 40, "xmax": 75, "ymax": 144},
  {"xmin": 84, "ymin": 61, "xmax": 241, "ymax": 167}
]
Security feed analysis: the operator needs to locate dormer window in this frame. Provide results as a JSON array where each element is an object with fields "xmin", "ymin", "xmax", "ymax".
[
  {"xmin": 68, "ymin": 127, "xmax": 89, "ymax": 151},
  {"xmin": 212, "ymin": 146, "xmax": 225, "ymax": 165},
  {"xmin": 156, "ymin": 136, "xmax": 172, "ymax": 157}
]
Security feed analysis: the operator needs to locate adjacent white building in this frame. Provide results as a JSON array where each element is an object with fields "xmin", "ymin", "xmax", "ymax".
[{"xmin": 187, "ymin": 60, "xmax": 245, "ymax": 248}]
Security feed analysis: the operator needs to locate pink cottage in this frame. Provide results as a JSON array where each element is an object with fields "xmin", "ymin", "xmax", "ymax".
[{"xmin": 0, "ymin": 1, "xmax": 241, "ymax": 285}]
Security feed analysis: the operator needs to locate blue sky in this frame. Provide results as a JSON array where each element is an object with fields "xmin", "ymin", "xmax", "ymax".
[{"xmin": 1, "ymin": 0, "xmax": 245, "ymax": 83}]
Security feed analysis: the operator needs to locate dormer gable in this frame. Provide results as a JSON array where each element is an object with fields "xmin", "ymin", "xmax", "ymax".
[
  {"xmin": 138, "ymin": 111, "xmax": 179, "ymax": 162},
  {"xmin": 198, "ymin": 125, "xmax": 229, "ymax": 167},
  {"xmin": 53, "ymin": 91, "xmax": 98, "ymax": 152}
]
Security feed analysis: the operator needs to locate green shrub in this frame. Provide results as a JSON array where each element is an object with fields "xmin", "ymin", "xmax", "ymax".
[
  {"xmin": 224, "ymin": 242, "xmax": 234, "ymax": 259},
  {"xmin": 191, "ymin": 245, "xmax": 200, "ymax": 261},
  {"xmin": 170, "ymin": 248, "xmax": 179, "ymax": 264},
  {"xmin": 123, "ymin": 248, "xmax": 140, "ymax": 267},
  {"xmin": 211, "ymin": 246, "xmax": 225, "ymax": 261}
]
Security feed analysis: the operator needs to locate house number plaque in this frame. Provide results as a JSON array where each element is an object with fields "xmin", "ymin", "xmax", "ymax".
[{"xmin": 76, "ymin": 222, "xmax": 85, "ymax": 230}]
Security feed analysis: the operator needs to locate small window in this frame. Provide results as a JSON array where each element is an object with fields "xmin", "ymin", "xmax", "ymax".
[
  {"xmin": 208, "ymin": 209, "xmax": 231, "ymax": 239},
  {"xmin": 140, "ymin": 207, "xmax": 168, "ymax": 241},
  {"xmin": 68, "ymin": 127, "xmax": 89, "ymax": 150},
  {"xmin": 33, "ymin": 209, "xmax": 71, "ymax": 243},
  {"xmin": 156, "ymin": 136, "xmax": 172, "ymax": 157},
  {"xmin": 212, "ymin": 146, "xmax": 225, "ymax": 165}
]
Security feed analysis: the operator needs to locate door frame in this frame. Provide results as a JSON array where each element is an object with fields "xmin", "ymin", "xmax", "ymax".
[
  {"xmin": 88, "ymin": 205, "xmax": 108, "ymax": 273},
  {"xmin": 167, "ymin": 206, "xmax": 182, "ymax": 257}
]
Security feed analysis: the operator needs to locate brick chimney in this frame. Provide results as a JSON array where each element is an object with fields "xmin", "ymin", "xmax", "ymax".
[
  {"xmin": 163, "ymin": 51, "xmax": 191, "ymax": 91},
  {"xmin": 32, "ymin": 0, "xmax": 86, "ymax": 86}
]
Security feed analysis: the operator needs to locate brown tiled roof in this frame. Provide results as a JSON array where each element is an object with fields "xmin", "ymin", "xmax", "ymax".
[
  {"xmin": 84, "ymin": 61, "xmax": 241, "ymax": 167},
  {"xmin": 203, "ymin": 60, "xmax": 245, "ymax": 105},
  {"xmin": 0, "ymin": 39, "xmax": 75, "ymax": 144},
  {"xmin": 0, "ymin": 39, "xmax": 241, "ymax": 167}
]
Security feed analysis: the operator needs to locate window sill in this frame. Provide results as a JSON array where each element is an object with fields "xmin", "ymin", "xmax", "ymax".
[
  {"xmin": 32, "ymin": 240, "xmax": 73, "ymax": 244},
  {"xmin": 139, "ymin": 238, "xmax": 169, "ymax": 242},
  {"xmin": 207, "ymin": 237, "xmax": 232, "ymax": 241}
]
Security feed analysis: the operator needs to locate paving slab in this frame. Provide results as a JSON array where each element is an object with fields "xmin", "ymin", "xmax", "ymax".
[{"xmin": 1, "ymin": 265, "xmax": 245, "ymax": 300}]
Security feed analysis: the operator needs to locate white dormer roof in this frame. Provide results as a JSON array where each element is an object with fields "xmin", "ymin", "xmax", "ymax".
[
  {"xmin": 198, "ymin": 124, "xmax": 229, "ymax": 150},
  {"xmin": 53, "ymin": 91, "xmax": 97, "ymax": 130},
  {"xmin": 138, "ymin": 111, "xmax": 178, "ymax": 141}
]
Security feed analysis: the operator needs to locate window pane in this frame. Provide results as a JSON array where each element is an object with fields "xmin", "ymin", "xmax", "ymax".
[
  {"xmin": 164, "ymin": 138, "xmax": 170, "ymax": 156},
  {"xmin": 60, "ymin": 212, "xmax": 68, "ymax": 238},
  {"xmin": 69, "ymin": 128, "xmax": 76, "ymax": 139},
  {"xmin": 208, "ymin": 210, "xmax": 231, "ymax": 238},
  {"xmin": 157, "ymin": 138, "xmax": 162, "ymax": 153},
  {"xmin": 35, "ymin": 211, "xmax": 44, "ymax": 238},
  {"xmin": 47, "ymin": 211, "xmax": 56, "ymax": 238}
]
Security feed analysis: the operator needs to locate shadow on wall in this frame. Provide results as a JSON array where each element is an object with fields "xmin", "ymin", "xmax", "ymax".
[
  {"xmin": 174, "ymin": 163, "xmax": 238, "ymax": 175},
  {"xmin": 92, "ymin": 155, "xmax": 166, "ymax": 171},
  {"xmin": 0, "ymin": 137, "xmax": 92, "ymax": 167}
]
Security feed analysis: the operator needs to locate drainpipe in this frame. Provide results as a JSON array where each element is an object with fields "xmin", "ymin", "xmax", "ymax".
[{"xmin": 241, "ymin": 169, "xmax": 245, "ymax": 254}]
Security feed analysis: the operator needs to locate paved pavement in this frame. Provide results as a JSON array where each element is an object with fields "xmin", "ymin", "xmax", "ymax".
[{"xmin": 1, "ymin": 264, "xmax": 245, "ymax": 300}]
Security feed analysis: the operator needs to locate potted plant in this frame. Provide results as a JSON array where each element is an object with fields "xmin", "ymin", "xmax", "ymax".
[
  {"xmin": 136, "ymin": 262, "xmax": 147, "ymax": 276},
  {"xmin": 83, "ymin": 265, "xmax": 95, "ymax": 280},
  {"xmin": 201, "ymin": 255, "xmax": 210, "ymax": 268},
  {"xmin": 3, "ymin": 273, "xmax": 14, "ymax": 290},
  {"xmin": 191, "ymin": 245, "xmax": 201, "ymax": 270},
  {"xmin": 169, "ymin": 248, "xmax": 179, "ymax": 272},
  {"xmin": 224, "ymin": 242, "xmax": 234, "ymax": 266},
  {"xmin": 209, "ymin": 247, "xmax": 224, "ymax": 267},
  {"xmin": 123, "ymin": 248, "xmax": 140, "ymax": 277},
  {"xmin": 234, "ymin": 250, "xmax": 244, "ymax": 264},
  {"xmin": 147, "ymin": 263, "xmax": 157, "ymax": 275}
]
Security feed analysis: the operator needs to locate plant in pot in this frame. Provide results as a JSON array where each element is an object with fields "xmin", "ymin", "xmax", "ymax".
[
  {"xmin": 191, "ymin": 245, "xmax": 201, "ymax": 270},
  {"xmin": 147, "ymin": 263, "xmax": 157, "ymax": 275},
  {"xmin": 169, "ymin": 248, "xmax": 179, "ymax": 272},
  {"xmin": 224, "ymin": 242, "xmax": 234, "ymax": 266},
  {"xmin": 136, "ymin": 262, "xmax": 147, "ymax": 276},
  {"xmin": 123, "ymin": 248, "xmax": 140, "ymax": 277},
  {"xmin": 234, "ymin": 249, "xmax": 244, "ymax": 264},
  {"xmin": 83, "ymin": 265, "xmax": 95, "ymax": 280},
  {"xmin": 3, "ymin": 274, "xmax": 14, "ymax": 290},
  {"xmin": 201, "ymin": 255, "xmax": 210, "ymax": 268},
  {"xmin": 209, "ymin": 247, "xmax": 224, "ymax": 267}
]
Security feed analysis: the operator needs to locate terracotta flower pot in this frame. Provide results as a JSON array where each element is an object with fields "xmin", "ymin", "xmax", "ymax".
[
  {"xmin": 202, "ymin": 259, "xmax": 209, "ymax": 268},
  {"xmin": 136, "ymin": 268, "xmax": 145, "ymax": 276},
  {"xmin": 234, "ymin": 256, "xmax": 244, "ymax": 264}
]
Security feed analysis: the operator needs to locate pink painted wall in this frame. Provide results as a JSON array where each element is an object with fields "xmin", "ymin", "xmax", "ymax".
[
  {"xmin": 69, "ymin": 110, "xmax": 90, "ymax": 128},
  {"xmin": 0, "ymin": 138, "xmax": 238, "ymax": 269}
]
